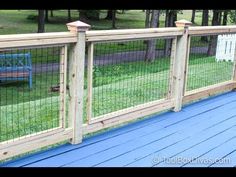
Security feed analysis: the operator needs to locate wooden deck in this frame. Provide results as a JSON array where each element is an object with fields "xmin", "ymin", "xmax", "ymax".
[{"xmin": 2, "ymin": 91, "xmax": 236, "ymax": 167}]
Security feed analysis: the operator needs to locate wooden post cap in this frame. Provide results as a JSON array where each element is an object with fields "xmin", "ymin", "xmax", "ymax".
[
  {"xmin": 175, "ymin": 19, "xmax": 192, "ymax": 28},
  {"xmin": 66, "ymin": 21, "xmax": 91, "ymax": 32}
]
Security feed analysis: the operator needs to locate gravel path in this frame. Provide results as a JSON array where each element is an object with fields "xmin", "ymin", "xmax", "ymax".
[{"xmin": 32, "ymin": 46, "xmax": 208, "ymax": 73}]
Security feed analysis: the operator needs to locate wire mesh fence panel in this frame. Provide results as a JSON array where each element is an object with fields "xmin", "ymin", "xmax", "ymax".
[
  {"xmin": 0, "ymin": 45, "xmax": 66, "ymax": 143},
  {"xmin": 186, "ymin": 35, "xmax": 235, "ymax": 92},
  {"xmin": 87, "ymin": 38, "xmax": 172, "ymax": 119}
]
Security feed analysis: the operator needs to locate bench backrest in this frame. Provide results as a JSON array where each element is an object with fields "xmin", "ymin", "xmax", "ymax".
[{"xmin": 0, "ymin": 53, "xmax": 32, "ymax": 72}]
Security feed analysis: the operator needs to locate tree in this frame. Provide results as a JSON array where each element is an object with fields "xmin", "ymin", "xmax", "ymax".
[
  {"xmin": 207, "ymin": 10, "xmax": 221, "ymax": 56},
  {"xmin": 229, "ymin": 10, "xmax": 236, "ymax": 24},
  {"xmin": 50, "ymin": 10, "xmax": 53, "ymax": 17},
  {"xmin": 68, "ymin": 9, "xmax": 71, "ymax": 22},
  {"xmin": 45, "ymin": 10, "xmax": 49, "ymax": 22},
  {"xmin": 79, "ymin": 10, "xmax": 100, "ymax": 22},
  {"xmin": 219, "ymin": 10, "xmax": 223, "ymax": 25},
  {"xmin": 112, "ymin": 10, "xmax": 116, "ymax": 29},
  {"xmin": 202, "ymin": 10, "xmax": 209, "ymax": 26},
  {"xmin": 201, "ymin": 10, "xmax": 209, "ymax": 42},
  {"xmin": 145, "ymin": 10, "xmax": 160, "ymax": 62},
  {"xmin": 191, "ymin": 10, "xmax": 196, "ymax": 24},
  {"xmin": 223, "ymin": 10, "xmax": 229, "ymax": 25},
  {"xmin": 165, "ymin": 10, "xmax": 169, "ymax": 27},
  {"xmin": 145, "ymin": 10, "xmax": 151, "ymax": 28},
  {"xmin": 79, "ymin": 10, "xmax": 88, "ymax": 21},
  {"xmin": 143, "ymin": 10, "xmax": 151, "ymax": 44},
  {"xmin": 38, "ymin": 10, "xmax": 45, "ymax": 33},
  {"xmin": 105, "ymin": 10, "xmax": 117, "ymax": 29},
  {"xmin": 164, "ymin": 10, "xmax": 177, "ymax": 56},
  {"xmin": 105, "ymin": 10, "xmax": 113, "ymax": 20}
]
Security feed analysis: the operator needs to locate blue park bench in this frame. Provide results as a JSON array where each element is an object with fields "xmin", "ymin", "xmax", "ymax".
[{"xmin": 0, "ymin": 53, "xmax": 32, "ymax": 89}]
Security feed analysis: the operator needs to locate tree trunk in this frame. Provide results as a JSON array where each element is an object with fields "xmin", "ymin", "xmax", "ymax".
[
  {"xmin": 165, "ymin": 10, "xmax": 169, "ymax": 27},
  {"xmin": 223, "ymin": 10, "xmax": 228, "ymax": 25},
  {"xmin": 79, "ymin": 10, "xmax": 88, "ymax": 22},
  {"xmin": 112, "ymin": 10, "xmax": 116, "ymax": 29},
  {"xmin": 207, "ymin": 10, "xmax": 221, "ymax": 56},
  {"xmin": 145, "ymin": 10, "xmax": 160, "ymax": 62},
  {"xmin": 218, "ymin": 11, "xmax": 222, "ymax": 25},
  {"xmin": 38, "ymin": 10, "xmax": 45, "ymax": 33},
  {"xmin": 50, "ymin": 10, "xmax": 53, "ymax": 17},
  {"xmin": 202, "ymin": 10, "xmax": 209, "ymax": 26},
  {"xmin": 201, "ymin": 10, "xmax": 209, "ymax": 42},
  {"xmin": 173, "ymin": 11, "xmax": 177, "ymax": 26},
  {"xmin": 68, "ymin": 9, "xmax": 71, "ymax": 22},
  {"xmin": 191, "ymin": 10, "xmax": 196, "ymax": 23},
  {"xmin": 45, "ymin": 10, "xmax": 49, "ymax": 22},
  {"xmin": 164, "ymin": 10, "xmax": 170, "ymax": 56},
  {"xmin": 105, "ymin": 10, "xmax": 113, "ymax": 20},
  {"xmin": 145, "ymin": 10, "xmax": 150, "ymax": 28},
  {"xmin": 164, "ymin": 10, "xmax": 174, "ymax": 56},
  {"xmin": 144, "ymin": 10, "xmax": 151, "ymax": 44}
]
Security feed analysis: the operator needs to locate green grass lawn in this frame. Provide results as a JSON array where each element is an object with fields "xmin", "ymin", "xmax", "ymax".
[
  {"xmin": 0, "ymin": 54, "xmax": 234, "ymax": 142},
  {"xmin": 0, "ymin": 10, "xmax": 221, "ymax": 35},
  {"xmin": 0, "ymin": 72, "xmax": 59, "ymax": 106},
  {"xmin": 0, "ymin": 96, "xmax": 59, "ymax": 141},
  {"xmin": 0, "ymin": 10, "xmax": 215, "ymax": 65}
]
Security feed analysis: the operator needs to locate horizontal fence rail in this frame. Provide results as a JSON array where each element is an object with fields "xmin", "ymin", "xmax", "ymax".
[
  {"xmin": 1, "ymin": 20, "xmax": 236, "ymax": 162},
  {"xmin": 86, "ymin": 27, "xmax": 183, "ymax": 42},
  {"xmin": 188, "ymin": 26, "xmax": 236, "ymax": 35},
  {"xmin": 0, "ymin": 32, "xmax": 77, "ymax": 49}
]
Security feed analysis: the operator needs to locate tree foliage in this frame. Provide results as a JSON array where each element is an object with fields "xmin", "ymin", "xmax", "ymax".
[{"xmin": 229, "ymin": 10, "xmax": 236, "ymax": 24}]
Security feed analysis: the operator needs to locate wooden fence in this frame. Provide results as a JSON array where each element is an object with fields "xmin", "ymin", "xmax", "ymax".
[
  {"xmin": 1, "ymin": 19, "xmax": 236, "ymax": 161},
  {"xmin": 216, "ymin": 34, "xmax": 236, "ymax": 62}
]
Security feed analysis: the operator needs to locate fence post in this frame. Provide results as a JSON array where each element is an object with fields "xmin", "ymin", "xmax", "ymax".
[
  {"xmin": 66, "ymin": 21, "xmax": 90, "ymax": 144},
  {"xmin": 172, "ymin": 19, "xmax": 192, "ymax": 112}
]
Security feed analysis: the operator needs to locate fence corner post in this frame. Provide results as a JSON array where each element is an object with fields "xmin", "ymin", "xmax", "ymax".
[
  {"xmin": 66, "ymin": 21, "xmax": 90, "ymax": 144},
  {"xmin": 173, "ymin": 19, "xmax": 192, "ymax": 112}
]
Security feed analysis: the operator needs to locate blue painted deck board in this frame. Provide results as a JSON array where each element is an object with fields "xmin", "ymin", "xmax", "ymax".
[
  {"xmin": 95, "ymin": 105, "xmax": 236, "ymax": 167},
  {"xmin": 70, "ymin": 102, "xmax": 236, "ymax": 167},
  {"xmin": 210, "ymin": 150, "xmax": 236, "ymax": 167},
  {"xmin": 1, "ymin": 91, "xmax": 236, "ymax": 167},
  {"xmin": 2, "ymin": 92, "xmax": 233, "ymax": 167},
  {"xmin": 184, "ymin": 136, "xmax": 236, "ymax": 167},
  {"xmin": 24, "ymin": 93, "xmax": 236, "ymax": 167},
  {"xmin": 127, "ymin": 111, "xmax": 236, "ymax": 167}
]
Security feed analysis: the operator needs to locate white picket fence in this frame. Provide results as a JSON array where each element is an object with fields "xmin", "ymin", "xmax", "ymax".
[{"xmin": 216, "ymin": 34, "xmax": 236, "ymax": 62}]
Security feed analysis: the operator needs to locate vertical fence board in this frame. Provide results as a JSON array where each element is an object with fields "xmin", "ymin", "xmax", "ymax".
[
  {"xmin": 87, "ymin": 43, "xmax": 94, "ymax": 123},
  {"xmin": 183, "ymin": 36, "xmax": 191, "ymax": 94},
  {"xmin": 168, "ymin": 37, "xmax": 177, "ymax": 99},
  {"xmin": 67, "ymin": 44, "xmax": 74, "ymax": 129},
  {"xmin": 233, "ymin": 40, "xmax": 236, "ymax": 82}
]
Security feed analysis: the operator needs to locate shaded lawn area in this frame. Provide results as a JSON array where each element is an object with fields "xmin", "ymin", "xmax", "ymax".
[
  {"xmin": 0, "ymin": 10, "xmax": 211, "ymax": 65},
  {"xmin": 0, "ymin": 55, "xmax": 234, "ymax": 142},
  {"xmin": 0, "ymin": 10, "xmax": 213, "ymax": 35}
]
